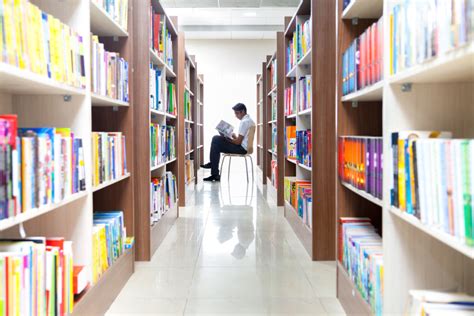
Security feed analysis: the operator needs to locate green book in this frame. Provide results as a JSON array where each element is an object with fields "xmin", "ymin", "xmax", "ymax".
[{"xmin": 461, "ymin": 140, "xmax": 473, "ymax": 246}]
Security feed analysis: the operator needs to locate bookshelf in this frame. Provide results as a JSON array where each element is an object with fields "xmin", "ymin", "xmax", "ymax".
[
  {"xmin": 132, "ymin": 0, "xmax": 180, "ymax": 261},
  {"xmin": 264, "ymin": 49, "xmax": 285, "ymax": 205},
  {"xmin": 178, "ymin": 50, "xmax": 199, "ymax": 206},
  {"xmin": 196, "ymin": 75, "xmax": 205, "ymax": 180},
  {"xmin": 281, "ymin": 0, "xmax": 336, "ymax": 261},
  {"xmin": 256, "ymin": 74, "xmax": 264, "ymax": 174},
  {"xmin": 0, "ymin": 0, "xmax": 135, "ymax": 314},
  {"xmin": 336, "ymin": 0, "xmax": 474, "ymax": 314}
]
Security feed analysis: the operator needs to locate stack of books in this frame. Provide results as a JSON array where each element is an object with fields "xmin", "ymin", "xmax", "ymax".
[
  {"xmin": 91, "ymin": 36, "xmax": 129, "ymax": 102},
  {"xmin": 93, "ymin": 0, "xmax": 128, "ymax": 30},
  {"xmin": 339, "ymin": 217, "xmax": 383, "ymax": 316},
  {"xmin": 185, "ymin": 160, "xmax": 194, "ymax": 184},
  {"xmin": 166, "ymin": 82, "xmax": 178, "ymax": 116},
  {"xmin": 391, "ymin": 131, "xmax": 474, "ymax": 246},
  {"xmin": 92, "ymin": 132, "xmax": 128, "ymax": 187},
  {"xmin": 92, "ymin": 211, "xmax": 126, "ymax": 283},
  {"xmin": 284, "ymin": 177, "xmax": 312, "ymax": 228},
  {"xmin": 298, "ymin": 75, "xmax": 311, "ymax": 112},
  {"xmin": 296, "ymin": 129, "xmax": 312, "ymax": 168},
  {"xmin": 342, "ymin": 17, "xmax": 383, "ymax": 96},
  {"xmin": 286, "ymin": 18, "xmax": 312, "ymax": 72},
  {"xmin": 285, "ymin": 125, "xmax": 296, "ymax": 160},
  {"xmin": 0, "ymin": 237, "xmax": 75, "ymax": 315},
  {"xmin": 185, "ymin": 127, "xmax": 192, "ymax": 152},
  {"xmin": 338, "ymin": 136, "xmax": 383, "ymax": 200},
  {"xmin": 184, "ymin": 90, "xmax": 192, "ymax": 121},
  {"xmin": 150, "ymin": 123, "xmax": 165, "ymax": 166},
  {"xmin": 150, "ymin": 10, "xmax": 173, "ymax": 68},
  {"xmin": 1, "ymin": 0, "xmax": 87, "ymax": 88},
  {"xmin": 150, "ymin": 172, "xmax": 177, "ymax": 224},
  {"xmin": 149, "ymin": 65, "xmax": 164, "ymax": 111},
  {"xmin": 284, "ymin": 82, "xmax": 297, "ymax": 116},
  {"xmin": 390, "ymin": 0, "xmax": 474, "ymax": 75}
]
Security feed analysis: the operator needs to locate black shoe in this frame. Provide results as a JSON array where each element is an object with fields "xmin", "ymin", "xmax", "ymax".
[
  {"xmin": 203, "ymin": 175, "xmax": 220, "ymax": 182},
  {"xmin": 200, "ymin": 162, "xmax": 212, "ymax": 169}
]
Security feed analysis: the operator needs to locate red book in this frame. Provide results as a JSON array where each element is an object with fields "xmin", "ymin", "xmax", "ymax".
[
  {"xmin": 73, "ymin": 266, "xmax": 89, "ymax": 295},
  {"xmin": 47, "ymin": 238, "xmax": 65, "ymax": 315},
  {"xmin": 154, "ymin": 13, "xmax": 160, "ymax": 51}
]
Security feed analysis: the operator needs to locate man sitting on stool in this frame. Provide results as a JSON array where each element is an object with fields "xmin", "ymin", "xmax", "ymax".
[{"xmin": 201, "ymin": 103, "xmax": 255, "ymax": 182}]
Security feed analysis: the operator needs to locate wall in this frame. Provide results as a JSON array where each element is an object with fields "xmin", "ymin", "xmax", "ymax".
[{"xmin": 185, "ymin": 39, "xmax": 276, "ymax": 164}]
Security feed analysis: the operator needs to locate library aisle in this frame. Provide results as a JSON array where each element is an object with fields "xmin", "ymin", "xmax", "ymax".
[{"xmin": 106, "ymin": 165, "xmax": 345, "ymax": 315}]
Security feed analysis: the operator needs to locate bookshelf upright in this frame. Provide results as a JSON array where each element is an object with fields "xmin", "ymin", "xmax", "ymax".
[
  {"xmin": 132, "ymin": 0, "xmax": 180, "ymax": 261},
  {"xmin": 196, "ymin": 75, "xmax": 205, "ymax": 180},
  {"xmin": 336, "ymin": 0, "xmax": 474, "ymax": 314},
  {"xmin": 256, "ymin": 74, "xmax": 264, "ymax": 173},
  {"xmin": 281, "ymin": 0, "xmax": 336, "ymax": 261}
]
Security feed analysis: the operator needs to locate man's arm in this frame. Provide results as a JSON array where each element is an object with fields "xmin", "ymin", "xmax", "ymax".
[{"xmin": 229, "ymin": 134, "xmax": 244, "ymax": 145}]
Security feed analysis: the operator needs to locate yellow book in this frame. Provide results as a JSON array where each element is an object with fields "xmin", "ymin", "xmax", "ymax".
[
  {"xmin": 26, "ymin": 2, "xmax": 38, "ymax": 73},
  {"xmin": 398, "ymin": 139, "xmax": 406, "ymax": 211},
  {"xmin": 99, "ymin": 225, "xmax": 108, "ymax": 272},
  {"xmin": 0, "ymin": 0, "xmax": 3, "ymax": 63},
  {"xmin": 93, "ymin": 133, "xmax": 99, "ymax": 187},
  {"xmin": 3, "ymin": 0, "xmax": 16, "ymax": 65},
  {"xmin": 35, "ymin": 5, "xmax": 46, "ymax": 76},
  {"xmin": 14, "ymin": 0, "xmax": 28, "ymax": 69}
]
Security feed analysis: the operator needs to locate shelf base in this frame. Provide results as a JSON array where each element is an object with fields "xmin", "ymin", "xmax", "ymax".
[
  {"xmin": 284, "ymin": 201, "xmax": 312, "ymax": 259},
  {"xmin": 337, "ymin": 262, "xmax": 372, "ymax": 316},
  {"xmin": 72, "ymin": 247, "xmax": 134, "ymax": 316},
  {"xmin": 150, "ymin": 203, "xmax": 178, "ymax": 258}
]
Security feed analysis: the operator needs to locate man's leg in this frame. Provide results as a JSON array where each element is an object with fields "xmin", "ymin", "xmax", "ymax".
[{"xmin": 210, "ymin": 135, "xmax": 227, "ymax": 176}]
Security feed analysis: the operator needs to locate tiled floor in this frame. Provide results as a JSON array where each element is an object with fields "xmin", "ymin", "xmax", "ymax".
[{"xmin": 107, "ymin": 166, "xmax": 345, "ymax": 315}]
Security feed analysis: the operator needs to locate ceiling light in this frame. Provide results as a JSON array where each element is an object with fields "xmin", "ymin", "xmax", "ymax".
[{"xmin": 243, "ymin": 12, "xmax": 257, "ymax": 17}]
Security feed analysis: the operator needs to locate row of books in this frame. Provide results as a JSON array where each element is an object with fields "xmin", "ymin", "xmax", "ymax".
[
  {"xmin": 284, "ymin": 82, "xmax": 297, "ymax": 116},
  {"xmin": 150, "ymin": 124, "xmax": 176, "ymax": 167},
  {"xmin": 284, "ymin": 177, "xmax": 312, "ymax": 228},
  {"xmin": 185, "ymin": 127, "xmax": 192, "ymax": 152},
  {"xmin": 271, "ymin": 125, "xmax": 277, "ymax": 153},
  {"xmin": 338, "ymin": 136, "xmax": 383, "ymax": 200},
  {"xmin": 150, "ymin": 9, "xmax": 173, "ymax": 68},
  {"xmin": 391, "ymin": 131, "xmax": 474, "ymax": 246},
  {"xmin": 390, "ymin": 0, "xmax": 474, "ymax": 75},
  {"xmin": 91, "ymin": 35, "xmax": 129, "ymax": 102},
  {"xmin": 185, "ymin": 159, "xmax": 194, "ymax": 184},
  {"xmin": 185, "ymin": 59, "xmax": 192, "ymax": 88},
  {"xmin": 339, "ymin": 217, "xmax": 383, "ymax": 316},
  {"xmin": 150, "ymin": 172, "xmax": 177, "ymax": 225},
  {"xmin": 407, "ymin": 290, "xmax": 474, "ymax": 315},
  {"xmin": 271, "ymin": 160, "xmax": 278, "ymax": 188},
  {"xmin": 0, "ymin": 0, "xmax": 86, "ymax": 88},
  {"xmin": 286, "ymin": 18, "xmax": 311, "ymax": 72},
  {"xmin": 270, "ymin": 58, "xmax": 277, "ymax": 89},
  {"xmin": 92, "ymin": 211, "xmax": 126, "ymax": 284},
  {"xmin": 296, "ymin": 129, "xmax": 312, "ymax": 168},
  {"xmin": 149, "ymin": 65, "xmax": 177, "ymax": 115},
  {"xmin": 271, "ymin": 93, "xmax": 277, "ymax": 121},
  {"xmin": 0, "ymin": 116, "xmax": 87, "ymax": 219},
  {"xmin": 92, "ymin": 132, "xmax": 127, "ymax": 188},
  {"xmin": 93, "ymin": 0, "xmax": 128, "ymax": 31},
  {"xmin": 298, "ymin": 75, "xmax": 311, "ymax": 112},
  {"xmin": 285, "ymin": 125, "xmax": 296, "ymax": 160},
  {"xmin": 184, "ymin": 90, "xmax": 192, "ymax": 121},
  {"xmin": 342, "ymin": 17, "xmax": 383, "ymax": 96},
  {"xmin": 0, "ymin": 237, "xmax": 74, "ymax": 316}
]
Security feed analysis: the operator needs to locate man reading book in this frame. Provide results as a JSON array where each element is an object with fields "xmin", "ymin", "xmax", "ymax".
[{"xmin": 201, "ymin": 103, "xmax": 255, "ymax": 182}]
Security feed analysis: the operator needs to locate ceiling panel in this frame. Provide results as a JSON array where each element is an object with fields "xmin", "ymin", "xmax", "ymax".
[
  {"xmin": 162, "ymin": 0, "xmax": 299, "ymax": 8},
  {"xmin": 219, "ymin": 0, "xmax": 259, "ymax": 7}
]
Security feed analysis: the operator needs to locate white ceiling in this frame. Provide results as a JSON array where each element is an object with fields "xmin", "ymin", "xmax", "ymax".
[{"xmin": 162, "ymin": 1, "xmax": 300, "ymax": 39}]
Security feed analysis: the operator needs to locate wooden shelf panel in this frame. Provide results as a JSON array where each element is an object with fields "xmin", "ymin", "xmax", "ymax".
[
  {"xmin": 298, "ymin": 108, "xmax": 312, "ymax": 116},
  {"xmin": 93, "ymin": 173, "xmax": 131, "ymax": 193},
  {"xmin": 185, "ymin": 150, "xmax": 194, "ymax": 155},
  {"xmin": 341, "ymin": 81, "xmax": 384, "ymax": 102},
  {"xmin": 90, "ymin": 1, "xmax": 129, "ymax": 37},
  {"xmin": 73, "ymin": 247, "xmax": 134, "ymax": 315},
  {"xmin": 150, "ymin": 109, "xmax": 177, "ymax": 119},
  {"xmin": 389, "ymin": 43, "xmax": 474, "ymax": 84},
  {"xmin": 150, "ymin": 49, "xmax": 176, "ymax": 78},
  {"xmin": 0, "ymin": 191, "xmax": 89, "ymax": 231},
  {"xmin": 92, "ymin": 93, "xmax": 130, "ymax": 107},
  {"xmin": 337, "ymin": 262, "xmax": 373, "ymax": 316},
  {"xmin": 0, "ymin": 63, "xmax": 86, "ymax": 95},
  {"xmin": 267, "ymin": 86, "xmax": 277, "ymax": 96},
  {"xmin": 185, "ymin": 119, "xmax": 194, "ymax": 124},
  {"xmin": 341, "ymin": 0, "xmax": 383, "ymax": 19},
  {"xmin": 150, "ymin": 203, "xmax": 178, "ymax": 257},
  {"xmin": 340, "ymin": 181, "xmax": 383, "ymax": 207},
  {"xmin": 298, "ymin": 163, "xmax": 312, "ymax": 171},
  {"xmin": 389, "ymin": 207, "xmax": 474, "ymax": 259}
]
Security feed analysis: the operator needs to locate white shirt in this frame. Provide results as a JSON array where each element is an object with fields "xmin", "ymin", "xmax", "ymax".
[{"xmin": 238, "ymin": 114, "xmax": 255, "ymax": 151}]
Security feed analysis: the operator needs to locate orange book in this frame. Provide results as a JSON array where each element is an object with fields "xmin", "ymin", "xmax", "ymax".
[{"xmin": 73, "ymin": 266, "xmax": 88, "ymax": 295}]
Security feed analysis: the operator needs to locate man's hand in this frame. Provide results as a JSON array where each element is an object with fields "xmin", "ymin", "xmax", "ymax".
[{"xmin": 231, "ymin": 133, "xmax": 237, "ymax": 139}]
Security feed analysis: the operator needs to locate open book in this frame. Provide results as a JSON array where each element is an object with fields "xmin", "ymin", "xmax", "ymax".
[{"xmin": 216, "ymin": 120, "xmax": 234, "ymax": 138}]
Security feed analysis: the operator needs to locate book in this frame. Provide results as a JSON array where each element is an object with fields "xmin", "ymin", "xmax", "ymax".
[
  {"xmin": 92, "ymin": 0, "xmax": 128, "ymax": 31},
  {"xmin": 286, "ymin": 17, "xmax": 311, "ymax": 72},
  {"xmin": 92, "ymin": 132, "xmax": 127, "ymax": 187},
  {"xmin": 216, "ymin": 120, "xmax": 234, "ymax": 139},
  {"xmin": 285, "ymin": 81, "xmax": 297, "ymax": 116},
  {"xmin": 150, "ymin": 9, "xmax": 173, "ymax": 68},
  {"xmin": 407, "ymin": 290, "xmax": 474, "ymax": 315},
  {"xmin": 150, "ymin": 172, "xmax": 177, "ymax": 224},
  {"xmin": 73, "ymin": 266, "xmax": 88, "ymax": 295},
  {"xmin": 285, "ymin": 125, "xmax": 296, "ymax": 160},
  {"xmin": 296, "ymin": 129, "xmax": 312, "ymax": 168}
]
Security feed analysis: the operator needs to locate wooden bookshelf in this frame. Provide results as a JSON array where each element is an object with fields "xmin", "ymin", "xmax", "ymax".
[
  {"xmin": 280, "ymin": 0, "xmax": 337, "ymax": 261},
  {"xmin": 256, "ymin": 74, "xmax": 264, "ymax": 174},
  {"xmin": 178, "ymin": 48, "xmax": 199, "ymax": 206},
  {"xmin": 196, "ymin": 75, "xmax": 205, "ymax": 180},
  {"xmin": 337, "ymin": 1, "xmax": 474, "ymax": 314},
  {"xmin": 264, "ymin": 46, "xmax": 285, "ymax": 205},
  {"xmin": 0, "ymin": 0, "xmax": 135, "ymax": 314},
  {"xmin": 132, "ymin": 0, "xmax": 179, "ymax": 261},
  {"xmin": 336, "ymin": 0, "xmax": 383, "ymax": 313}
]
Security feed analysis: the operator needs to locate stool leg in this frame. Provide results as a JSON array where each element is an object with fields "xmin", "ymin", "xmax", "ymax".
[
  {"xmin": 244, "ymin": 156, "xmax": 249, "ymax": 183},
  {"xmin": 249, "ymin": 155, "xmax": 254, "ymax": 183},
  {"xmin": 219, "ymin": 154, "xmax": 226, "ymax": 176},
  {"xmin": 228, "ymin": 156, "xmax": 232, "ymax": 182}
]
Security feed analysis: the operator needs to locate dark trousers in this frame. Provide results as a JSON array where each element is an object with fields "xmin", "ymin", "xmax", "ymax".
[{"xmin": 210, "ymin": 135, "xmax": 247, "ymax": 176}]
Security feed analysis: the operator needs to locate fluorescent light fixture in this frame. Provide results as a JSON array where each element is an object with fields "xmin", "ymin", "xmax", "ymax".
[{"xmin": 243, "ymin": 12, "xmax": 257, "ymax": 17}]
